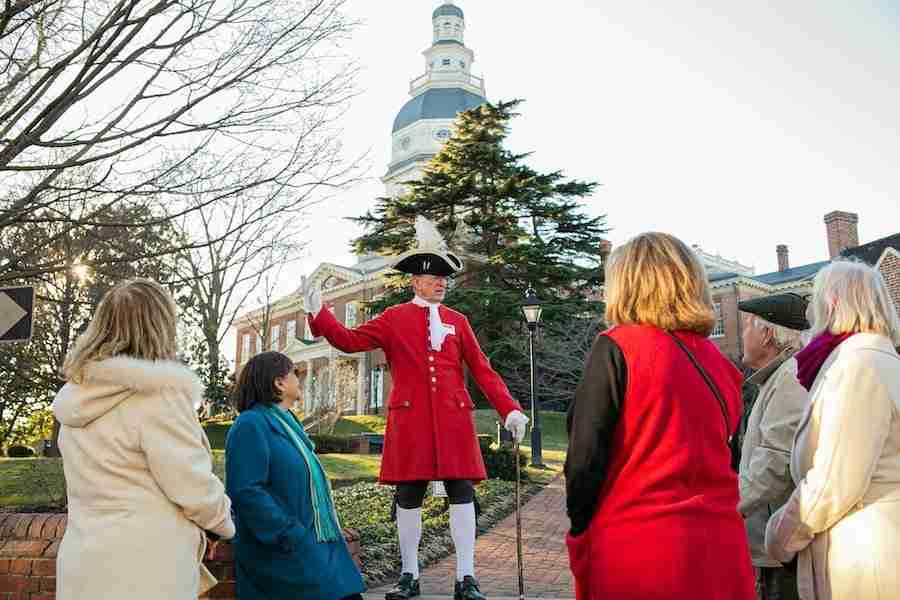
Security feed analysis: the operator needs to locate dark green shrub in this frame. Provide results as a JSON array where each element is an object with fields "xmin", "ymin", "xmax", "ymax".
[
  {"xmin": 476, "ymin": 434, "xmax": 493, "ymax": 453},
  {"xmin": 481, "ymin": 443, "xmax": 527, "ymax": 481},
  {"xmin": 6, "ymin": 445, "xmax": 35, "ymax": 458},
  {"xmin": 309, "ymin": 434, "xmax": 353, "ymax": 454}
]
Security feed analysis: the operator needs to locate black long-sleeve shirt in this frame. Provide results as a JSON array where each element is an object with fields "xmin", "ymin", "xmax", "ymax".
[{"xmin": 564, "ymin": 334, "xmax": 627, "ymax": 535}]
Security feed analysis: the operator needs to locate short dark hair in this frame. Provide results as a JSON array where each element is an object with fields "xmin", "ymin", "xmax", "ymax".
[{"xmin": 232, "ymin": 351, "xmax": 296, "ymax": 413}]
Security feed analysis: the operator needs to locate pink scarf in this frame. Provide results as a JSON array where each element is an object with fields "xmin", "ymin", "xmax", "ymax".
[{"xmin": 794, "ymin": 331, "xmax": 855, "ymax": 391}]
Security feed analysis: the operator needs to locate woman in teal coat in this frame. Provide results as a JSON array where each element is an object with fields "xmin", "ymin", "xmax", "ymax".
[{"xmin": 226, "ymin": 351, "xmax": 365, "ymax": 600}]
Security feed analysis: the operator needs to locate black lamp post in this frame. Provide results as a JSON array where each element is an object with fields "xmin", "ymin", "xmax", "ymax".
[{"xmin": 521, "ymin": 287, "xmax": 544, "ymax": 468}]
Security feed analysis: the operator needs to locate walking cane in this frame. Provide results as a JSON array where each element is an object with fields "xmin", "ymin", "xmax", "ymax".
[{"xmin": 514, "ymin": 441, "xmax": 525, "ymax": 600}]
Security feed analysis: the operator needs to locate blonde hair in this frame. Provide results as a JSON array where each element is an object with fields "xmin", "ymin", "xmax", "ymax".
[
  {"xmin": 604, "ymin": 232, "xmax": 716, "ymax": 336},
  {"xmin": 808, "ymin": 259, "xmax": 900, "ymax": 345},
  {"xmin": 750, "ymin": 315, "xmax": 802, "ymax": 352},
  {"xmin": 63, "ymin": 279, "xmax": 179, "ymax": 382}
]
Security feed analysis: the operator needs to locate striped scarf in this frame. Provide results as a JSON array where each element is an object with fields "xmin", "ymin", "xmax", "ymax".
[{"xmin": 264, "ymin": 405, "xmax": 343, "ymax": 543}]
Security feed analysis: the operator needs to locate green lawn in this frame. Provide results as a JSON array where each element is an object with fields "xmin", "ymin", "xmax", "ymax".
[
  {"xmin": 201, "ymin": 409, "xmax": 569, "ymax": 452},
  {"xmin": 334, "ymin": 409, "xmax": 568, "ymax": 451},
  {"xmin": 2, "ymin": 410, "xmax": 568, "ymax": 509},
  {"xmin": 0, "ymin": 458, "xmax": 68, "ymax": 508}
]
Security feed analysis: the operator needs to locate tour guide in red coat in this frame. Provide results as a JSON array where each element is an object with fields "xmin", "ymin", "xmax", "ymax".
[{"xmin": 303, "ymin": 217, "xmax": 529, "ymax": 600}]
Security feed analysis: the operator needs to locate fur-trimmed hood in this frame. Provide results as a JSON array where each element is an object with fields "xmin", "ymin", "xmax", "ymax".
[{"xmin": 52, "ymin": 356, "xmax": 204, "ymax": 428}]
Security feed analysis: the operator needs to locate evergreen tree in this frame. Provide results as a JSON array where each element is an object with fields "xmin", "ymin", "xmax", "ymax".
[{"xmin": 352, "ymin": 100, "xmax": 607, "ymax": 403}]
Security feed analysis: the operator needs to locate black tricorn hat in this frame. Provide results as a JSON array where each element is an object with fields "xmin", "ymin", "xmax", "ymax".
[
  {"xmin": 393, "ymin": 252, "xmax": 463, "ymax": 276},
  {"xmin": 738, "ymin": 292, "xmax": 810, "ymax": 331},
  {"xmin": 391, "ymin": 216, "xmax": 464, "ymax": 277}
]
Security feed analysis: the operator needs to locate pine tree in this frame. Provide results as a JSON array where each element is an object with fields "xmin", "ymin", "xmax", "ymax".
[{"xmin": 351, "ymin": 100, "xmax": 607, "ymax": 402}]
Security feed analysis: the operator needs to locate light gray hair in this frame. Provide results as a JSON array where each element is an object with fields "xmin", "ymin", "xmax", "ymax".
[
  {"xmin": 808, "ymin": 258, "xmax": 900, "ymax": 346},
  {"xmin": 750, "ymin": 314, "xmax": 803, "ymax": 351}
]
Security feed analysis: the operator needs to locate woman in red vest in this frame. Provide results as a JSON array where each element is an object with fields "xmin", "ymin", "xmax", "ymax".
[{"xmin": 565, "ymin": 232, "xmax": 756, "ymax": 600}]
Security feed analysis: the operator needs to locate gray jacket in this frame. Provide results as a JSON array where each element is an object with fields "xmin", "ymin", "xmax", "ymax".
[{"xmin": 738, "ymin": 351, "xmax": 808, "ymax": 567}]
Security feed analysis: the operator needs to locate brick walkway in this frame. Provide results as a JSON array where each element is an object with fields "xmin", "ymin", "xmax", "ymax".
[{"xmin": 369, "ymin": 475, "xmax": 575, "ymax": 599}]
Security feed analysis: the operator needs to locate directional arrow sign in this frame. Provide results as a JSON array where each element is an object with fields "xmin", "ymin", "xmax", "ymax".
[{"xmin": 0, "ymin": 286, "xmax": 35, "ymax": 343}]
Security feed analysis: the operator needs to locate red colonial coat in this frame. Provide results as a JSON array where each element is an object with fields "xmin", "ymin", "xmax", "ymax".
[
  {"xmin": 308, "ymin": 302, "xmax": 521, "ymax": 483},
  {"xmin": 566, "ymin": 325, "xmax": 755, "ymax": 600}
]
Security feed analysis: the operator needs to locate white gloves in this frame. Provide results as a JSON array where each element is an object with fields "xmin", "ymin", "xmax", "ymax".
[
  {"xmin": 504, "ymin": 410, "xmax": 529, "ymax": 444},
  {"xmin": 303, "ymin": 278, "xmax": 322, "ymax": 317}
]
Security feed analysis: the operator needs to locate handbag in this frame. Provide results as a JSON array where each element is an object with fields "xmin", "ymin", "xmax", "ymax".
[{"xmin": 666, "ymin": 332, "xmax": 732, "ymax": 447}]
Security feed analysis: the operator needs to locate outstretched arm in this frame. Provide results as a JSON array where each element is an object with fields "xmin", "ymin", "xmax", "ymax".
[
  {"xmin": 458, "ymin": 315, "xmax": 521, "ymax": 421},
  {"xmin": 304, "ymin": 278, "xmax": 391, "ymax": 354},
  {"xmin": 308, "ymin": 305, "xmax": 391, "ymax": 354}
]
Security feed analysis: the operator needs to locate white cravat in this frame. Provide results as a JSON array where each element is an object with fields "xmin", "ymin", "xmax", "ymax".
[{"xmin": 412, "ymin": 295, "xmax": 452, "ymax": 351}]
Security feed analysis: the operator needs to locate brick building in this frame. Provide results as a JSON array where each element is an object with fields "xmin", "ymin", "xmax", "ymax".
[
  {"xmin": 234, "ymin": 255, "xmax": 392, "ymax": 416},
  {"xmin": 231, "ymin": 9, "xmax": 900, "ymax": 410},
  {"xmin": 707, "ymin": 210, "xmax": 899, "ymax": 361}
]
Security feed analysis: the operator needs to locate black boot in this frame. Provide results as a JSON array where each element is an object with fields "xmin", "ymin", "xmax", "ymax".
[
  {"xmin": 385, "ymin": 573, "xmax": 420, "ymax": 600},
  {"xmin": 454, "ymin": 576, "xmax": 487, "ymax": 600}
]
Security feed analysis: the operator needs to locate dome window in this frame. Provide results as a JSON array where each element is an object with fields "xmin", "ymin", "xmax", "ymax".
[{"xmin": 442, "ymin": 58, "xmax": 451, "ymax": 66}]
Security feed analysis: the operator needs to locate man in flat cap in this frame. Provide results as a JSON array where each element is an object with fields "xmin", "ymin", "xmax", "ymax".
[
  {"xmin": 303, "ymin": 216, "xmax": 529, "ymax": 600},
  {"xmin": 737, "ymin": 292, "xmax": 810, "ymax": 600}
]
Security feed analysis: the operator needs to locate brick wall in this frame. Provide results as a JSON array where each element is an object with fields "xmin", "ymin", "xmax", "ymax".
[
  {"xmin": 879, "ymin": 251, "xmax": 900, "ymax": 317},
  {"xmin": 0, "ymin": 514, "xmax": 64, "ymax": 599},
  {"xmin": 712, "ymin": 291, "xmax": 741, "ymax": 360},
  {"xmin": 236, "ymin": 310, "xmax": 306, "ymax": 365},
  {"xmin": 0, "ymin": 513, "xmax": 360, "ymax": 599},
  {"xmin": 712, "ymin": 285, "xmax": 771, "ymax": 361}
]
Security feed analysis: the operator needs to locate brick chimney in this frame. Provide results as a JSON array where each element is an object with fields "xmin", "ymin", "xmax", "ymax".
[
  {"xmin": 776, "ymin": 244, "xmax": 789, "ymax": 272},
  {"xmin": 824, "ymin": 211, "xmax": 859, "ymax": 259}
]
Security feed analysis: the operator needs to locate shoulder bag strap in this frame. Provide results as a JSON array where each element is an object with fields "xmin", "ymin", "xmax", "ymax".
[{"xmin": 666, "ymin": 331, "xmax": 732, "ymax": 443}]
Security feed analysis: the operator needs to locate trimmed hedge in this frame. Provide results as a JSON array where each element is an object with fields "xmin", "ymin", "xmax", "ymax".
[
  {"xmin": 309, "ymin": 433, "xmax": 354, "ymax": 454},
  {"xmin": 6, "ymin": 445, "xmax": 35, "ymax": 458},
  {"xmin": 482, "ymin": 443, "xmax": 528, "ymax": 481}
]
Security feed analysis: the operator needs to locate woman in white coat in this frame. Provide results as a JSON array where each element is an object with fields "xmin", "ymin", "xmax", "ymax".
[
  {"xmin": 765, "ymin": 260, "xmax": 900, "ymax": 600},
  {"xmin": 52, "ymin": 279, "xmax": 235, "ymax": 600}
]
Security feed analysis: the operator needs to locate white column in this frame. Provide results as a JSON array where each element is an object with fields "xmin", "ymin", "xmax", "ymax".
[
  {"xmin": 356, "ymin": 357, "xmax": 367, "ymax": 415},
  {"xmin": 304, "ymin": 359, "xmax": 313, "ymax": 414}
]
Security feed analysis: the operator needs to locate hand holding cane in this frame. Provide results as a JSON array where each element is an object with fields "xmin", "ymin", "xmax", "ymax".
[{"xmin": 504, "ymin": 411, "xmax": 529, "ymax": 600}]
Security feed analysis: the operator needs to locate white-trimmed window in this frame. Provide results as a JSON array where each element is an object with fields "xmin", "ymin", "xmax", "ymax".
[
  {"xmin": 242, "ymin": 333, "xmax": 251, "ymax": 359},
  {"xmin": 270, "ymin": 324, "xmax": 280, "ymax": 350},
  {"xmin": 286, "ymin": 320, "xmax": 296, "ymax": 342},
  {"xmin": 711, "ymin": 302, "xmax": 725, "ymax": 338},
  {"xmin": 345, "ymin": 301, "xmax": 358, "ymax": 328}
]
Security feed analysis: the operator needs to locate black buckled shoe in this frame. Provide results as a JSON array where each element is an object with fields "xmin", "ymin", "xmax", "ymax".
[
  {"xmin": 454, "ymin": 576, "xmax": 487, "ymax": 600},
  {"xmin": 385, "ymin": 573, "xmax": 420, "ymax": 600}
]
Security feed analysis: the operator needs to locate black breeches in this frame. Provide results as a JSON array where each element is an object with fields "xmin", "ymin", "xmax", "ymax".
[{"xmin": 395, "ymin": 480, "xmax": 475, "ymax": 509}]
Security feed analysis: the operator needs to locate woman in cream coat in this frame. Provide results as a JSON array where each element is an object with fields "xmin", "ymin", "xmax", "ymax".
[
  {"xmin": 766, "ymin": 260, "xmax": 900, "ymax": 600},
  {"xmin": 52, "ymin": 279, "xmax": 235, "ymax": 600}
]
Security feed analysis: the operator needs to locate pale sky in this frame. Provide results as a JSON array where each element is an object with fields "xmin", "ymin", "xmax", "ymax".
[{"xmin": 280, "ymin": 0, "xmax": 900, "ymax": 297}]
